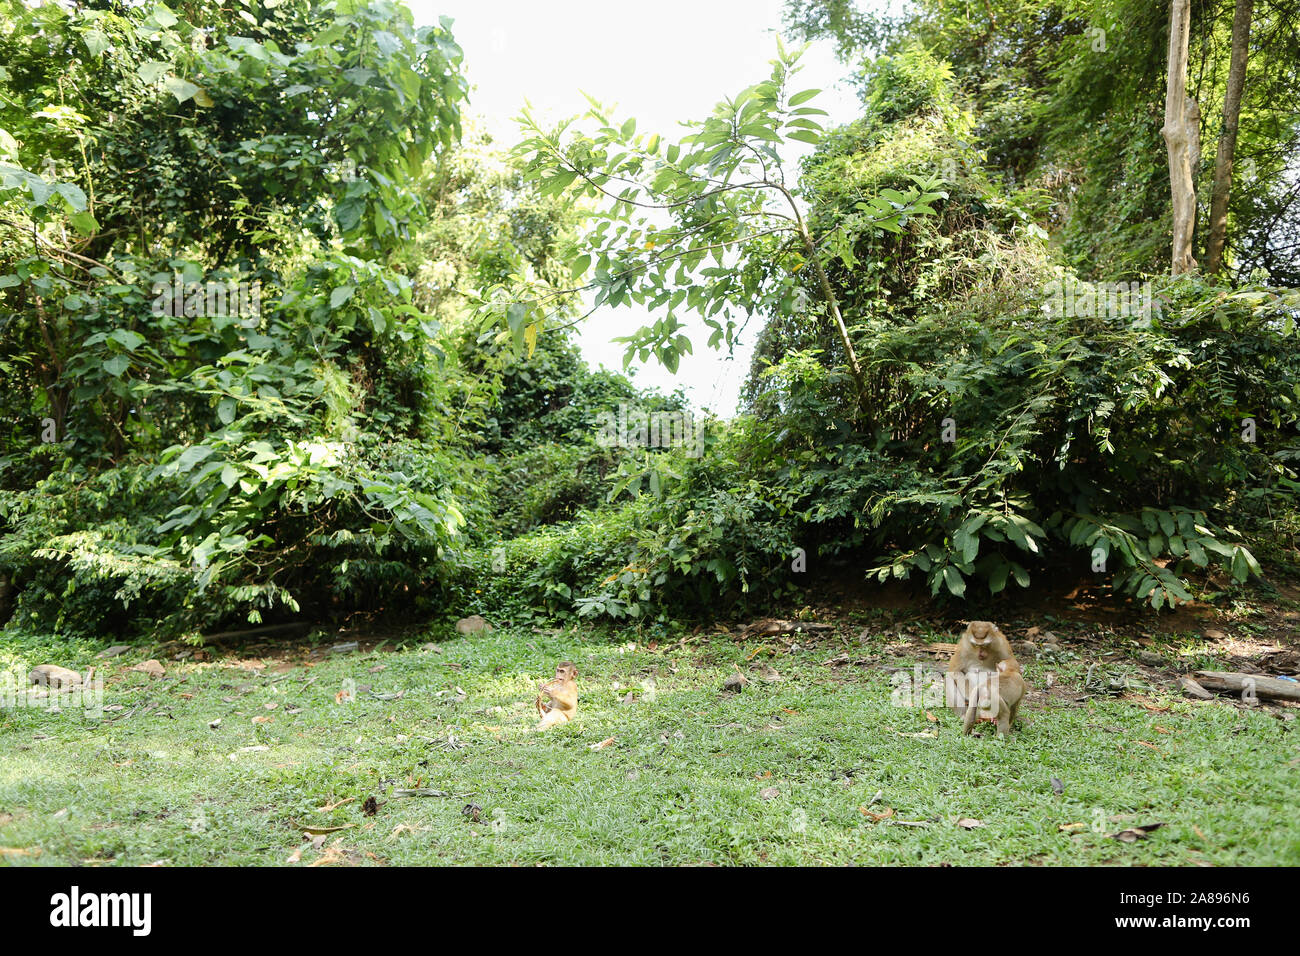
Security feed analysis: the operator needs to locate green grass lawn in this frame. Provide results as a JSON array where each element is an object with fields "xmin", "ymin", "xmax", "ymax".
[{"xmin": 1, "ymin": 622, "xmax": 1296, "ymax": 866}]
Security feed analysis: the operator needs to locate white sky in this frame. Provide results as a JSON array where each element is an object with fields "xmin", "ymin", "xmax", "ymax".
[{"xmin": 405, "ymin": 0, "xmax": 874, "ymax": 415}]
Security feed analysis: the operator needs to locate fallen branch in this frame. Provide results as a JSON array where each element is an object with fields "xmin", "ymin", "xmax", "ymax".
[{"xmin": 1192, "ymin": 671, "xmax": 1300, "ymax": 702}]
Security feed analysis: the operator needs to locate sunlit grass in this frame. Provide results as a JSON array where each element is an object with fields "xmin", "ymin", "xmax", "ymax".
[{"xmin": 0, "ymin": 623, "xmax": 1295, "ymax": 865}]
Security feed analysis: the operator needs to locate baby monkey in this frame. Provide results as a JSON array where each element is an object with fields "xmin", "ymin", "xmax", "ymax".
[
  {"xmin": 962, "ymin": 658, "xmax": 1026, "ymax": 736},
  {"xmin": 535, "ymin": 662, "xmax": 578, "ymax": 730}
]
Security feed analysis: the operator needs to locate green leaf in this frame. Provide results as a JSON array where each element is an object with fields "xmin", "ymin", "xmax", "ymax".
[
  {"xmin": 54, "ymin": 182, "xmax": 87, "ymax": 212},
  {"xmin": 786, "ymin": 130, "xmax": 822, "ymax": 145},
  {"xmin": 68, "ymin": 210, "xmax": 99, "ymax": 235},
  {"xmin": 137, "ymin": 61, "xmax": 170, "ymax": 85},
  {"xmin": 152, "ymin": 4, "xmax": 179, "ymax": 28},
  {"xmin": 109, "ymin": 329, "xmax": 145, "ymax": 351},
  {"xmin": 329, "ymin": 285, "xmax": 356, "ymax": 309},
  {"xmin": 788, "ymin": 89, "xmax": 821, "ymax": 106},
  {"xmin": 942, "ymin": 566, "xmax": 966, "ymax": 597},
  {"xmin": 163, "ymin": 76, "xmax": 200, "ymax": 104}
]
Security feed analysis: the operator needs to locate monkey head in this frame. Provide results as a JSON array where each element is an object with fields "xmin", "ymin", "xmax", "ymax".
[{"xmin": 963, "ymin": 621, "xmax": 1004, "ymax": 662}]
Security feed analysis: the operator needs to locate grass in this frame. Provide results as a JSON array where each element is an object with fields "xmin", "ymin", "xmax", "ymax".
[{"xmin": 0, "ymin": 621, "xmax": 1296, "ymax": 866}]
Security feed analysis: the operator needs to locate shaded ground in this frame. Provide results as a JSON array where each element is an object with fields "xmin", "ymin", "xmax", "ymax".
[{"xmin": 0, "ymin": 586, "xmax": 1296, "ymax": 865}]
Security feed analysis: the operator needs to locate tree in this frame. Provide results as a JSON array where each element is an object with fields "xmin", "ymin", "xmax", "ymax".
[
  {"xmin": 510, "ymin": 42, "xmax": 940, "ymax": 403},
  {"xmin": 1204, "ymin": 0, "xmax": 1254, "ymax": 275},
  {"xmin": 1162, "ymin": 0, "xmax": 1200, "ymax": 275}
]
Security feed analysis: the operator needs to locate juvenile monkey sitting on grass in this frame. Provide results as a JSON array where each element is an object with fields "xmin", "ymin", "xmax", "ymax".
[
  {"xmin": 946, "ymin": 621, "xmax": 1026, "ymax": 735},
  {"xmin": 535, "ymin": 662, "xmax": 578, "ymax": 730},
  {"xmin": 962, "ymin": 658, "xmax": 1027, "ymax": 736}
]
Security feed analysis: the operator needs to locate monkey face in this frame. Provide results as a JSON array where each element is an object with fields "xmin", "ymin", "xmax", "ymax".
[
  {"xmin": 555, "ymin": 663, "xmax": 577, "ymax": 680},
  {"xmin": 964, "ymin": 622, "xmax": 999, "ymax": 660}
]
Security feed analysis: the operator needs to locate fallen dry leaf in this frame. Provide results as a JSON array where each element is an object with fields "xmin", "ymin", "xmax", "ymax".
[
  {"xmin": 315, "ymin": 798, "xmax": 355, "ymax": 813},
  {"xmin": 956, "ymin": 818, "xmax": 985, "ymax": 829},
  {"xmin": 0, "ymin": 847, "xmax": 41, "ymax": 857},
  {"xmin": 758, "ymin": 786, "xmax": 780, "ymax": 801},
  {"xmin": 308, "ymin": 839, "xmax": 355, "ymax": 867},
  {"xmin": 588, "ymin": 737, "xmax": 616, "ymax": 750},
  {"xmin": 859, "ymin": 807, "xmax": 894, "ymax": 822},
  {"xmin": 1059, "ymin": 822, "xmax": 1087, "ymax": 832},
  {"xmin": 295, "ymin": 822, "xmax": 355, "ymax": 836},
  {"xmin": 1107, "ymin": 823, "xmax": 1165, "ymax": 843}
]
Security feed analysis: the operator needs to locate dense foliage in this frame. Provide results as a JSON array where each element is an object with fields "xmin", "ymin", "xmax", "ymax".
[{"xmin": 1, "ymin": 1, "xmax": 1297, "ymax": 641}]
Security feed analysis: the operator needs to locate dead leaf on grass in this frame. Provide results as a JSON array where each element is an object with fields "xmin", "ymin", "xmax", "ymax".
[
  {"xmin": 315, "ymin": 797, "xmax": 355, "ymax": 813},
  {"xmin": 1107, "ymin": 823, "xmax": 1165, "ymax": 843}
]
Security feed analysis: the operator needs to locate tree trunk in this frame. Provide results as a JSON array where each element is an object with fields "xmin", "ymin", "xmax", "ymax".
[
  {"xmin": 1162, "ymin": 0, "xmax": 1200, "ymax": 275},
  {"xmin": 1204, "ymin": 0, "xmax": 1253, "ymax": 275}
]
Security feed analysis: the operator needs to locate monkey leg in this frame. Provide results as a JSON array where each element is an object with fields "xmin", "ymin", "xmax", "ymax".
[
  {"xmin": 536, "ymin": 708, "xmax": 568, "ymax": 731},
  {"xmin": 995, "ymin": 702, "xmax": 1013, "ymax": 736}
]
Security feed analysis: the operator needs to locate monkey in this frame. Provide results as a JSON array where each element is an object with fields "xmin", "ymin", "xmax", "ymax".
[
  {"xmin": 535, "ymin": 662, "xmax": 578, "ymax": 730},
  {"xmin": 947, "ymin": 620, "xmax": 1016, "ymax": 720},
  {"xmin": 962, "ymin": 658, "xmax": 1027, "ymax": 736}
]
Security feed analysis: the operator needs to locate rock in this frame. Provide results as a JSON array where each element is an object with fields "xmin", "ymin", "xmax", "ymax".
[
  {"xmin": 28, "ymin": 665, "xmax": 82, "ymax": 689},
  {"xmin": 1203, "ymin": 628, "xmax": 1227, "ymax": 641},
  {"xmin": 455, "ymin": 615, "xmax": 492, "ymax": 635},
  {"xmin": 130, "ymin": 659, "xmax": 165, "ymax": 678},
  {"xmin": 1013, "ymin": 641, "xmax": 1038, "ymax": 657},
  {"xmin": 96, "ymin": 645, "xmax": 131, "ymax": 659},
  {"xmin": 1178, "ymin": 676, "xmax": 1214, "ymax": 700},
  {"xmin": 1138, "ymin": 651, "xmax": 1165, "ymax": 667},
  {"xmin": 330, "ymin": 641, "xmax": 359, "ymax": 654},
  {"xmin": 1040, "ymin": 630, "xmax": 1061, "ymax": 645}
]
